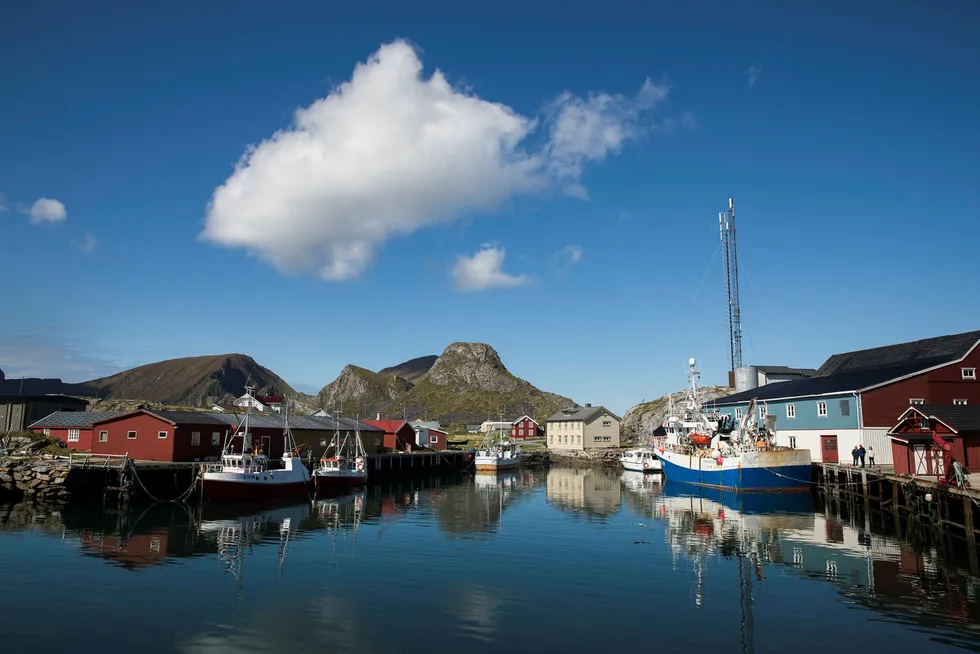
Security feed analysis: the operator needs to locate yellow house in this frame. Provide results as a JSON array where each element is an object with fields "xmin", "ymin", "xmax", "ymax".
[{"xmin": 546, "ymin": 404, "xmax": 620, "ymax": 451}]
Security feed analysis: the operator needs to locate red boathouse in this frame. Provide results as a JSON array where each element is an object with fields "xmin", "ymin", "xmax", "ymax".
[
  {"xmin": 363, "ymin": 419, "xmax": 417, "ymax": 451},
  {"xmin": 888, "ymin": 405, "xmax": 980, "ymax": 476}
]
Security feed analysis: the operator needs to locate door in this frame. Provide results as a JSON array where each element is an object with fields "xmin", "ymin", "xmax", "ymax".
[
  {"xmin": 261, "ymin": 435, "xmax": 272, "ymax": 456},
  {"xmin": 821, "ymin": 435, "xmax": 838, "ymax": 463},
  {"xmin": 914, "ymin": 445, "xmax": 928, "ymax": 474}
]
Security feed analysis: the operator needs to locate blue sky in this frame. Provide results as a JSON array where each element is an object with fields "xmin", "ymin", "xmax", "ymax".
[{"xmin": 2, "ymin": 0, "xmax": 979, "ymax": 412}]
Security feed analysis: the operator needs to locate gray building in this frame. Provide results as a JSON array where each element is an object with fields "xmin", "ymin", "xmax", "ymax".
[{"xmin": 0, "ymin": 394, "xmax": 90, "ymax": 432}]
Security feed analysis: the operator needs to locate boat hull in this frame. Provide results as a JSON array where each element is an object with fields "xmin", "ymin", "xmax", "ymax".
[
  {"xmin": 474, "ymin": 455, "xmax": 521, "ymax": 472},
  {"xmin": 658, "ymin": 448, "xmax": 812, "ymax": 492},
  {"xmin": 621, "ymin": 459, "xmax": 662, "ymax": 473},
  {"xmin": 202, "ymin": 477, "xmax": 309, "ymax": 500},
  {"xmin": 313, "ymin": 472, "xmax": 368, "ymax": 488}
]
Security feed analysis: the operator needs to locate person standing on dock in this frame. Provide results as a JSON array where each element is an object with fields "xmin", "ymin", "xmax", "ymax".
[
  {"xmin": 852, "ymin": 446, "xmax": 859, "ymax": 467},
  {"xmin": 858, "ymin": 445, "xmax": 866, "ymax": 468},
  {"xmin": 867, "ymin": 446, "xmax": 875, "ymax": 467}
]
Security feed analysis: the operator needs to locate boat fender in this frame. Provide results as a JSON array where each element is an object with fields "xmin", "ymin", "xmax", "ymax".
[
  {"xmin": 356, "ymin": 461, "xmax": 364, "ymax": 472},
  {"xmin": 658, "ymin": 447, "xmax": 665, "ymax": 454},
  {"xmin": 643, "ymin": 461, "xmax": 650, "ymax": 470},
  {"xmin": 710, "ymin": 449, "xmax": 720, "ymax": 459},
  {"xmin": 716, "ymin": 456, "xmax": 724, "ymax": 466}
]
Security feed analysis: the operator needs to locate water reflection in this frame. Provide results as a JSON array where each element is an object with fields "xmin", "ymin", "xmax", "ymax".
[
  {"xmin": 428, "ymin": 470, "xmax": 538, "ymax": 538},
  {"xmin": 649, "ymin": 482, "xmax": 980, "ymax": 650},
  {"xmin": 545, "ymin": 466, "xmax": 622, "ymax": 519}
]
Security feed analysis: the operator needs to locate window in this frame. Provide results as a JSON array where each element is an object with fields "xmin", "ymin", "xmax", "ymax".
[
  {"xmin": 786, "ymin": 404, "xmax": 796, "ymax": 419},
  {"xmin": 734, "ymin": 408, "xmax": 743, "ymax": 420},
  {"xmin": 321, "ymin": 438, "xmax": 328, "ymax": 447},
  {"xmin": 43, "ymin": 428, "xmax": 50, "ymax": 436},
  {"xmin": 190, "ymin": 431, "xmax": 199, "ymax": 446},
  {"xmin": 374, "ymin": 438, "xmax": 380, "ymax": 447},
  {"xmin": 160, "ymin": 430, "xmax": 170, "ymax": 440},
  {"xmin": 212, "ymin": 432, "xmax": 221, "ymax": 446},
  {"xmin": 954, "ymin": 399, "xmax": 968, "ymax": 406},
  {"xmin": 759, "ymin": 406, "xmax": 767, "ymax": 419},
  {"xmin": 429, "ymin": 435, "xmax": 438, "ymax": 444},
  {"xmin": 910, "ymin": 398, "xmax": 924, "ymax": 405},
  {"xmin": 817, "ymin": 402, "xmax": 828, "ymax": 418},
  {"xmin": 99, "ymin": 430, "xmax": 108, "ymax": 443},
  {"xmin": 67, "ymin": 428, "xmax": 80, "ymax": 442},
  {"xmin": 577, "ymin": 435, "xmax": 581, "ymax": 442},
  {"xmin": 839, "ymin": 400, "xmax": 850, "ymax": 417},
  {"xmin": 603, "ymin": 420, "xmax": 611, "ymax": 427},
  {"xmin": 963, "ymin": 368, "xmax": 977, "ymax": 380},
  {"xmin": 519, "ymin": 428, "xmax": 524, "ymax": 436},
  {"xmin": 789, "ymin": 436, "xmax": 797, "ymax": 449},
  {"xmin": 127, "ymin": 431, "xmax": 137, "ymax": 440}
]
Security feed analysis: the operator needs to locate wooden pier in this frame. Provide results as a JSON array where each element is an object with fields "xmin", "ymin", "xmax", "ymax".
[{"xmin": 815, "ymin": 462, "xmax": 980, "ymax": 553}]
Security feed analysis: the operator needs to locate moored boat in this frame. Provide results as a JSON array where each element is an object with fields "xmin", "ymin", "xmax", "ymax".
[
  {"xmin": 313, "ymin": 415, "xmax": 368, "ymax": 489},
  {"xmin": 656, "ymin": 358, "xmax": 812, "ymax": 493},
  {"xmin": 201, "ymin": 386, "xmax": 311, "ymax": 500},
  {"xmin": 474, "ymin": 422, "xmax": 521, "ymax": 472},
  {"xmin": 620, "ymin": 447, "xmax": 662, "ymax": 473}
]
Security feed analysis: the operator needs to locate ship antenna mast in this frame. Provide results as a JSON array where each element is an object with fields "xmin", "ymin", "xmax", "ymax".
[{"xmin": 720, "ymin": 197, "xmax": 743, "ymax": 381}]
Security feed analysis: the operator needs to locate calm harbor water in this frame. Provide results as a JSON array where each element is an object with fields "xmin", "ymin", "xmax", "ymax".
[{"xmin": 2, "ymin": 466, "xmax": 980, "ymax": 654}]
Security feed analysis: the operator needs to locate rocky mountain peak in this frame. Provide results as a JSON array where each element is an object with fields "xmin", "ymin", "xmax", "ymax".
[{"xmin": 423, "ymin": 342, "xmax": 518, "ymax": 392}]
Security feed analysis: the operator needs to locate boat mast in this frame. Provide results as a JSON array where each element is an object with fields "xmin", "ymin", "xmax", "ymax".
[{"xmin": 243, "ymin": 384, "xmax": 254, "ymax": 453}]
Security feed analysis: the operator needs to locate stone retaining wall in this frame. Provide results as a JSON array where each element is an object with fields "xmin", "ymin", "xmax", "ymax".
[{"xmin": 0, "ymin": 459, "xmax": 72, "ymax": 503}]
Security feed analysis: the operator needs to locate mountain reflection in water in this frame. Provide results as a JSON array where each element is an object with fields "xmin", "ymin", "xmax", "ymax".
[{"xmin": 1, "ymin": 466, "xmax": 980, "ymax": 653}]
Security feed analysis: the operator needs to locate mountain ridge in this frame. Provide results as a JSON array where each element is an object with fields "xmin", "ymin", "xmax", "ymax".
[{"xmin": 317, "ymin": 342, "xmax": 573, "ymax": 424}]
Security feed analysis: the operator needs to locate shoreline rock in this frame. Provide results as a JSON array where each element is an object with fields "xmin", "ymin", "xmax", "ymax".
[{"xmin": 0, "ymin": 458, "xmax": 73, "ymax": 504}]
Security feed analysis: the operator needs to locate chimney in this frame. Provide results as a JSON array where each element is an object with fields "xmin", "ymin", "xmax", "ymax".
[{"xmin": 376, "ymin": 412, "xmax": 381, "ymax": 420}]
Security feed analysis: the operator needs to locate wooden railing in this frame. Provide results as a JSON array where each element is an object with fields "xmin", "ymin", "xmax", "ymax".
[{"xmin": 68, "ymin": 452, "xmax": 129, "ymax": 469}]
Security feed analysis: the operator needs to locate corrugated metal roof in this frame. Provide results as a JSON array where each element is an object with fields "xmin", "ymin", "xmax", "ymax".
[
  {"xmin": 152, "ymin": 411, "xmax": 231, "ymax": 425},
  {"xmin": 817, "ymin": 330, "xmax": 980, "ymax": 377},
  {"xmin": 28, "ymin": 411, "xmax": 122, "ymax": 428}
]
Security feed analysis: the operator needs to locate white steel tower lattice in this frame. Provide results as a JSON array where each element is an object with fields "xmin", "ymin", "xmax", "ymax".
[{"xmin": 719, "ymin": 198, "xmax": 743, "ymax": 374}]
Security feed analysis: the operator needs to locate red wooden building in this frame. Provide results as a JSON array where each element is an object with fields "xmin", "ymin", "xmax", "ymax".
[
  {"xmin": 363, "ymin": 419, "xmax": 416, "ymax": 451},
  {"xmin": 888, "ymin": 405, "xmax": 980, "ymax": 476},
  {"xmin": 29, "ymin": 411, "xmax": 121, "ymax": 451},
  {"xmin": 511, "ymin": 415, "xmax": 543, "ymax": 440},
  {"xmin": 89, "ymin": 410, "xmax": 287, "ymax": 462}
]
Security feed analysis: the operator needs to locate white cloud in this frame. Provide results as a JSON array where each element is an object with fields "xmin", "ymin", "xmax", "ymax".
[
  {"xmin": 0, "ymin": 193, "xmax": 8, "ymax": 212},
  {"xmin": 747, "ymin": 63, "xmax": 763, "ymax": 88},
  {"xmin": 451, "ymin": 246, "xmax": 527, "ymax": 291},
  {"xmin": 558, "ymin": 244, "xmax": 584, "ymax": 268},
  {"xmin": 73, "ymin": 234, "xmax": 98, "ymax": 252},
  {"xmin": 202, "ymin": 40, "xmax": 668, "ymax": 281},
  {"xmin": 26, "ymin": 197, "xmax": 67, "ymax": 223},
  {"xmin": 544, "ymin": 78, "xmax": 668, "ymax": 198}
]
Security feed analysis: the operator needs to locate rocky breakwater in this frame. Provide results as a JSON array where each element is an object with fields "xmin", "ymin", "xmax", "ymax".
[
  {"xmin": 547, "ymin": 448, "xmax": 623, "ymax": 469},
  {"xmin": 0, "ymin": 458, "xmax": 73, "ymax": 503}
]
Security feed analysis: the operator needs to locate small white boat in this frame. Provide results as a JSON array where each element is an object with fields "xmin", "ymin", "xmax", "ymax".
[
  {"xmin": 620, "ymin": 448, "xmax": 662, "ymax": 473},
  {"xmin": 313, "ymin": 414, "xmax": 368, "ymax": 489},
  {"xmin": 202, "ymin": 385, "xmax": 311, "ymax": 500},
  {"xmin": 474, "ymin": 420, "xmax": 521, "ymax": 472}
]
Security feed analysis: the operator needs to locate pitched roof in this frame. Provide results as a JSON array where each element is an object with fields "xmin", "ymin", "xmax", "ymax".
[
  {"xmin": 914, "ymin": 404, "xmax": 980, "ymax": 432},
  {"xmin": 817, "ymin": 330, "xmax": 980, "ymax": 377},
  {"xmin": 713, "ymin": 330, "xmax": 980, "ymax": 407},
  {"xmin": 29, "ymin": 411, "xmax": 122, "ymax": 428},
  {"xmin": 546, "ymin": 405, "xmax": 621, "ymax": 422},
  {"xmin": 511, "ymin": 415, "xmax": 539, "ymax": 426},
  {"xmin": 362, "ymin": 419, "xmax": 410, "ymax": 434},
  {"xmin": 255, "ymin": 395, "xmax": 284, "ymax": 403},
  {"xmin": 754, "ymin": 366, "xmax": 818, "ymax": 376}
]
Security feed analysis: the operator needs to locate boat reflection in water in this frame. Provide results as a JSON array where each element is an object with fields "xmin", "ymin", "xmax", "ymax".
[
  {"xmin": 545, "ymin": 467, "xmax": 622, "ymax": 519},
  {"xmin": 428, "ymin": 470, "xmax": 539, "ymax": 538},
  {"xmin": 197, "ymin": 499, "xmax": 312, "ymax": 588},
  {"xmin": 654, "ymin": 483, "xmax": 980, "ymax": 649}
]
